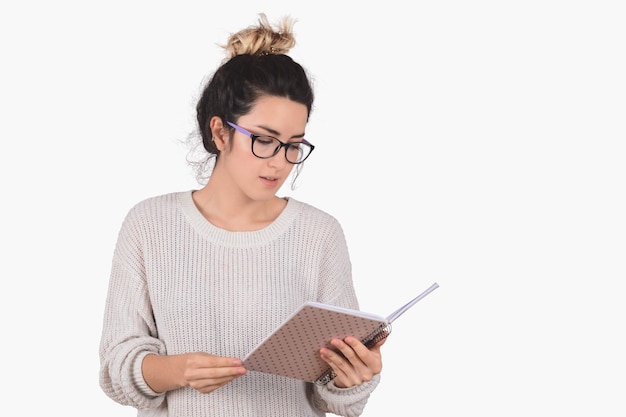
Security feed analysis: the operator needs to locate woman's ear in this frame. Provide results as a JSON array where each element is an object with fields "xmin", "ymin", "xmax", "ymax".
[{"xmin": 209, "ymin": 117, "xmax": 229, "ymax": 151}]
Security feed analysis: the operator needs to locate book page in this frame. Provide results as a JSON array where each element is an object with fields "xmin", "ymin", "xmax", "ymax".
[
  {"xmin": 386, "ymin": 282, "xmax": 439, "ymax": 322},
  {"xmin": 306, "ymin": 301, "xmax": 387, "ymax": 321}
]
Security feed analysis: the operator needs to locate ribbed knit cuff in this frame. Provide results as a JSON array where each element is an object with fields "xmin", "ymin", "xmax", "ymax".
[
  {"xmin": 132, "ymin": 351, "xmax": 163, "ymax": 398},
  {"xmin": 314, "ymin": 373, "xmax": 381, "ymax": 417},
  {"xmin": 327, "ymin": 373, "xmax": 380, "ymax": 396}
]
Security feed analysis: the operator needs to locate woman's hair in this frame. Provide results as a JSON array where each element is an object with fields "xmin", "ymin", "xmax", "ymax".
[{"xmin": 188, "ymin": 13, "xmax": 315, "ymax": 185}]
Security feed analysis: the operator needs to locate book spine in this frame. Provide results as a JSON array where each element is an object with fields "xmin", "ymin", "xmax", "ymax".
[
  {"xmin": 362, "ymin": 323, "xmax": 392, "ymax": 348},
  {"xmin": 315, "ymin": 323, "xmax": 392, "ymax": 385}
]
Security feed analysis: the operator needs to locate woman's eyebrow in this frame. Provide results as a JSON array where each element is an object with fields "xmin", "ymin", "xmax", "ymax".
[{"xmin": 256, "ymin": 124, "xmax": 305, "ymax": 139}]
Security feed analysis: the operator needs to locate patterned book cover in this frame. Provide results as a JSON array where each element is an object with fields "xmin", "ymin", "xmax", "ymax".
[
  {"xmin": 243, "ymin": 282, "xmax": 439, "ymax": 383},
  {"xmin": 243, "ymin": 302, "xmax": 389, "ymax": 383}
]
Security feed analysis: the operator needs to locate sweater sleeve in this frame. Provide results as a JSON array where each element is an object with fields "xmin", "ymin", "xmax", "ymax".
[
  {"xmin": 307, "ymin": 212, "xmax": 382, "ymax": 416},
  {"xmin": 98, "ymin": 207, "xmax": 166, "ymax": 409},
  {"xmin": 313, "ymin": 375, "xmax": 381, "ymax": 417}
]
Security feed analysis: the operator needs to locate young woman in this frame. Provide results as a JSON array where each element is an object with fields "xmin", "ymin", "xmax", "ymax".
[{"xmin": 99, "ymin": 14, "xmax": 384, "ymax": 417}]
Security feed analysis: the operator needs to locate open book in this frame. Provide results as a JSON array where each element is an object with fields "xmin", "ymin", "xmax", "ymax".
[{"xmin": 243, "ymin": 282, "xmax": 439, "ymax": 384}]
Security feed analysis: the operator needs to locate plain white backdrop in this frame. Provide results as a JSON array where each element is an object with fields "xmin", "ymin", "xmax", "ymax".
[{"xmin": 1, "ymin": 1, "xmax": 625, "ymax": 416}]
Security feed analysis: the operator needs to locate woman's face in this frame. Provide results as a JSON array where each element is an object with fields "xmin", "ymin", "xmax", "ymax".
[{"xmin": 219, "ymin": 95, "xmax": 309, "ymax": 202}]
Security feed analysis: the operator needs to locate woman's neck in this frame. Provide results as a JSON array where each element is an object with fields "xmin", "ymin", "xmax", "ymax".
[{"xmin": 191, "ymin": 185, "xmax": 287, "ymax": 232}]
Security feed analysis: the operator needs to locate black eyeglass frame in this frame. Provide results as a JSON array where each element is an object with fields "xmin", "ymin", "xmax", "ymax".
[{"xmin": 226, "ymin": 121, "xmax": 315, "ymax": 164}]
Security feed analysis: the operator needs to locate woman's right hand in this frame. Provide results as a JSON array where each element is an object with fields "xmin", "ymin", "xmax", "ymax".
[
  {"xmin": 181, "ymin": 352, "xmax": 247, "ymax": 393},
  {"xmin": 142, "ymin": 352, "xmax": 247, "ymax": 394}
]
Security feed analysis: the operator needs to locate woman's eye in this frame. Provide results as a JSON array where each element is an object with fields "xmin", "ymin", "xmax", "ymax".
[{"xmin": 256, "ymin": 136, "xmax": 276, "ymax": 145}]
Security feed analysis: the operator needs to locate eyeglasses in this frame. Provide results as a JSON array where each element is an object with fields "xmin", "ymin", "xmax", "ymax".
[{"xmin": 226, "ymin": 121, "xmax": 315, "ymax": 164}]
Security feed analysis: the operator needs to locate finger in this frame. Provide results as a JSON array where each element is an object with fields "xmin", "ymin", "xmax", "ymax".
[
  {"xmin": 193, "ymin": 356, "xmax": 244, "ymax": 369},
  {"xmin": 320, "ymin": 348, "xmax": 359, "ymax": 388},
  {"xmin": 192, "ymin": 374, "xmax": 241, "ymax": 393},
  {"xmin": 186, "ymin": 363, "xmax": 246, "ymax": 384},
  {"xmin": 331, "ymin": 338, "xmax": 366, "ymax": 367},
  {"xmin": 190, "ymin": 367, "xmax": 247, "ymax": 393},
  {"xmin": 330, "ymin": 337, "xmax": 381, "ymax": 383},
  {"xmin": 321, "ymin": 341, "xmax": 365, "ymax": 386},
  {"xmin": 371, "ymin": 337, "xmax": 387, "ymax": 350},
  {"xmin": 342, "ymin": 337, "xmax": 383, "ymax": 374}
]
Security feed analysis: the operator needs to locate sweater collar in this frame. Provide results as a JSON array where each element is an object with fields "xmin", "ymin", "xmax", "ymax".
[{"xmin": 177, "ymin": 190, "xmax": 301, "ymax": 247}]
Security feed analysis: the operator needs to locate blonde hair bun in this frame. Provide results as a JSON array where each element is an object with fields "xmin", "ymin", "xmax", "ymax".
[{"xmin": 223, "ymin": 13, "xmax": 297, "ymax": 59}]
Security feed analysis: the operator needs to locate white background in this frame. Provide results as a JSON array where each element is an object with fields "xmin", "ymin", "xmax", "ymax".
[{"xmin": 1, "ymin": 1, "xmax": 625, "ymax": 416}]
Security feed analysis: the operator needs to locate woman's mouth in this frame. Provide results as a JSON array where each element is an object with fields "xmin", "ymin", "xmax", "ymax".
[{"xmin": 260, "ymin": 176, "xmax": 279, "ymax": 186}]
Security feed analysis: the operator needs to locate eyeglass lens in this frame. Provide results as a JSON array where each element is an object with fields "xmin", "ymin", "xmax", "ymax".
[{"xmin": 253, "ymin": 136, "xmax": 312, "ymax": 163}]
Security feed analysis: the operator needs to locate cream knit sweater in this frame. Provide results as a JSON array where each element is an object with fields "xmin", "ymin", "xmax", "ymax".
[{"xmin": 99, "ymin": 191, "xmax": 380, "ymax": 417}]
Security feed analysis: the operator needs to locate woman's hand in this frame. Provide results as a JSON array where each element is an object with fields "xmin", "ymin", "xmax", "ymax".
[
  {"xmin": 319, "ymin": 337, "xmax": 385, "ymax": 388},
  {"xmin": 181, "ymin": 352, "xmax": 247, "ymax": 394},
  {"xmin": 142, "ymin": 352, "xmax": 247, "ymax": 394}
]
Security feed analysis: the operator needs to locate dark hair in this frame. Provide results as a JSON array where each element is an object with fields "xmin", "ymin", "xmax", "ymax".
[
  {"xmin": 196, "ymin": 53, "xmax": 314, "ymax": 157},
  {"xmin": 186, "ymin": 14, "xmax": 315, "ymax": 184}
]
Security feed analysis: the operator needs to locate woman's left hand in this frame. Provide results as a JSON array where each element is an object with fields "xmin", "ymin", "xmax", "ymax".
[{"xmin": 319, "ymin": 337, "xmax": 385, "ymax": 388}]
